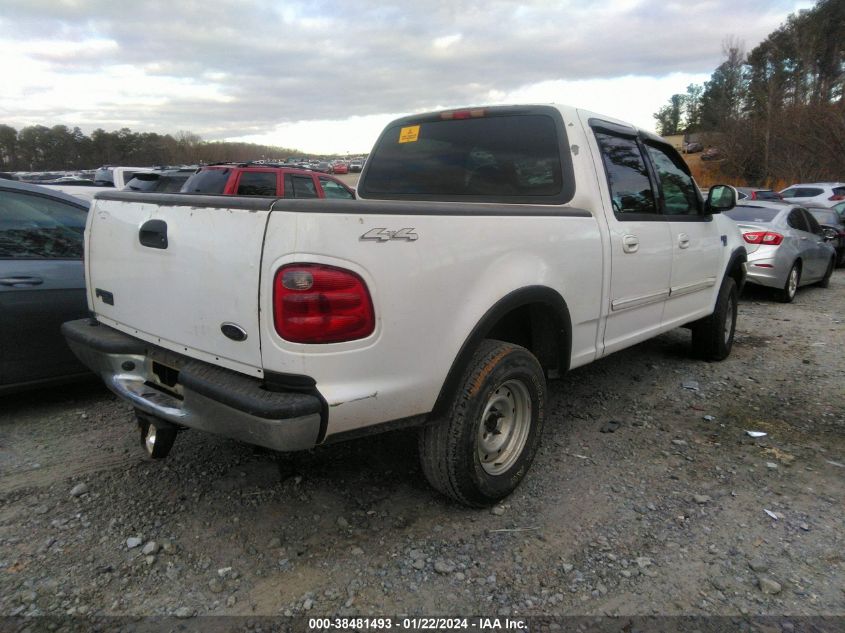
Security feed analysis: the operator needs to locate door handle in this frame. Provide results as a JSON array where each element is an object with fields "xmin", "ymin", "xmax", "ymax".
[
  {"xmin": 139, "ymin": 219, "xmax": 168, "ymax": 249},
  {"xmin": 622, "ymin": 235, "xmax": 639, "ymax": 253},
  {"xmin": 0, "ymin": 276, "xmax": 44, "ymax": 286},
  {"xmin": 678, "ymin": 233, "xmax": 690, "ymax": 249}
]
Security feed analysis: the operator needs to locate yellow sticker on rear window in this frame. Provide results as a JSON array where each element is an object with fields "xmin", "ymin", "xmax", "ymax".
[{"xmin": 398, "ymin": 125, "xmax": 420, "ymax": 143}]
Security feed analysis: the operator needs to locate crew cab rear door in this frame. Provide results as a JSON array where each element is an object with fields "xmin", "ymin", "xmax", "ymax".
[
  {"xmin": 86, "ymin": 192, "xmax": 272, "ymax": 375},
  {"xmin": 586, "ymin": 117, "xmax": 673, "ymax": 355},
  {"xmin": 642, "ymin": 141, "xmax": 722, "ymax": 326}
]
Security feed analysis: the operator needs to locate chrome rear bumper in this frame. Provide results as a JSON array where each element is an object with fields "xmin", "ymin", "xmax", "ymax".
[{"xmin": 62, "ymin": 319, "xmax": 323, "ymax": 452}]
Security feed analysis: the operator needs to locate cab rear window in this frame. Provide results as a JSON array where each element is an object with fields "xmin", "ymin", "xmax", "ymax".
[{"xmin": 359, "ymin": 110, "xmax": 572, "ymax": 204}]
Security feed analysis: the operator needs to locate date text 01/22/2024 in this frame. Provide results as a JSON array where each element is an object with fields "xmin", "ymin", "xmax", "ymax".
[{"xmin": 307, "ymin": 617, "xmax": 528, "ymax": 631}]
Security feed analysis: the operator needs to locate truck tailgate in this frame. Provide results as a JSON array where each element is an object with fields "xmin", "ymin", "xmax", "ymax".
[{"xmin": 86, "ymin": 192, "xmax": 273, "ymax": 375}]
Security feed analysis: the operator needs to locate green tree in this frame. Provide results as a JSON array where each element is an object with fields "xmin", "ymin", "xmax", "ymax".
[
  {"xmin": 699, "ymin": 40, "xmax": 746, "ymax": 130},
  {"xmin": 684, "ymin": 84, "xmax": 704, "ymax": 131},
  {"xmin": 0, "ymin": 124, "xmax": 17, "ymax": 170}
]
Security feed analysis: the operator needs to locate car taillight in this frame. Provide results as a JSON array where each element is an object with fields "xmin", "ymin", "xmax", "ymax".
[
  {"xmin": 743, "ymin": 231, "xmax": 784, "ymax": 245},
  {"xmin": 273, "ymin": 264, "xmax": 375, "ymax": 344},
  {"xmin": 829, "ymin": 194, "xmax": 845, "ymax": 201}
]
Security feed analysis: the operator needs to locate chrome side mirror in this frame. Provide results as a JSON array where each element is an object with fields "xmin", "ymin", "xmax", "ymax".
[{"xmin": 706, "ymin": 184, "xmax": 737, "ymax": 214}]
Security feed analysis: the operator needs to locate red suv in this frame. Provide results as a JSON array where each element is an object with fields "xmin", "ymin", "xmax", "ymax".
[{"xmin": 180, "ymin": 164, "xmax": 355, "ymax": 199}]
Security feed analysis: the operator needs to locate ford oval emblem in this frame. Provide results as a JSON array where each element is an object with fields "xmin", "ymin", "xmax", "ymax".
[{"xmin": 220, "ymin": 323, "xmax": 248, "ymax": 342}]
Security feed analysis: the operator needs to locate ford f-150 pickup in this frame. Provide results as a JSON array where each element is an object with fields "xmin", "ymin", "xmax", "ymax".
[{"xmin": 63, "ymin": 104, "xmax": 746, "ymax": 506}]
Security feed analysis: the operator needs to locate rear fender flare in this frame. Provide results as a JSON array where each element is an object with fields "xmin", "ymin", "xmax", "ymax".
[
  {"xmin": 725, "ymin": 246, "xmax": 748, "ymax": 294},
  {"xmin": 430, "ymin": 286, "xmax": 572, "ymax": 420}
]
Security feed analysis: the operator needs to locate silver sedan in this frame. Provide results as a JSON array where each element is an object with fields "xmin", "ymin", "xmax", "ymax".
[{"xmin": 725, "ymin": 202, "xmax": 836, "ymax": 302}]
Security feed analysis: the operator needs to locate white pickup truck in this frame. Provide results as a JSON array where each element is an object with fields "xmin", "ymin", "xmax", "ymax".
[{"xmin": 63, "ymin": 105, "xmax": 746, "ymax": 506}]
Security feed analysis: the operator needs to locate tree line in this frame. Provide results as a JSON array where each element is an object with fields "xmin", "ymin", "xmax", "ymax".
[
  {"xmin": 653, "ymin": 0, "xmax": 844, "ymax": 185},
  {"xmin": 0, "ymin": 125, "xmax": 301, "ymax": 172}
]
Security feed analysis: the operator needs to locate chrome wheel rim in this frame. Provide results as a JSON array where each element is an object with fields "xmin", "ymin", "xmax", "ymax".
[
  {"xmin": 477, "ymin": 379, "xmax": 532, "ymax": 476},
  {"xmin": 788, "ymin": 267, "xmax": 798, "ymax": 298},
  {"xmin": 724, "ymin": 296, "xmax": 735, "ymax": 345}
]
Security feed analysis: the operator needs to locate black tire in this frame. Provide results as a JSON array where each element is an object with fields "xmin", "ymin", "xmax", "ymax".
[
  {"xmin": 136, "ymin": 411, "xmax": 178, "ymax": 459},
  {"xmin": 419, "ymin": 340, "xmax": 546, "ymax": 507},
  {"xmin": 817, "ymin": 257, "xmax": 835, "ymax": 288},
  {"xmin": 778, "ymin": 262, "xmax": 800, "ymax": 303},
  {"xmin": 691, "ymin": 277, "xmax": 738, "ymax": 361}
]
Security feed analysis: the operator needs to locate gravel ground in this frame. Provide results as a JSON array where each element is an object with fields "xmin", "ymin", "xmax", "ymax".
[{"xmin": 1, "ymin": 272, "xmax": 843, "ymax": 621}]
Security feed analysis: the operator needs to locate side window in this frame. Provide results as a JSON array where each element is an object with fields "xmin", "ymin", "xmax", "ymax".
[
  {"xmin": 802, "ymin": 210, "xmax": 823, "ymax": 235},
  {"xmin": 645, "ymin": 144, "xmax": 701, "ymax": 215},
  {"xmin": 319, "ymin": 178, "xmax": 354, "ymax": 199},
  {"xmin": 787, "ymin": 209, "xmax": 809, "ymax": 232},
  {"xmin": 594, "ymin": 131, "xmax": 657, "ymax": 215},
  {"xmin": 789, "ymin": 187, "xmax": 823, "ymax": 198},
  {"xmin": 0, "ymin": 190, "xmax": 86, "ymax": 259},
  {"xmin": 236, "ymin": 171, "xmax": 278, "ymax": 196},
  {"xmin": 287, "ymin": 175, "xmax": 318, "ymax": 199}
]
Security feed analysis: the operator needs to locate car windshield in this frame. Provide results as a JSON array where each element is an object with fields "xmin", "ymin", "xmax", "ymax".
[
  {"xmin": 725, "ymin": 207, "xmax": 780, "ymax": 222},
  {"xmin": 360, "ymin": 112, "xmax": 565, "ymax": 203}
]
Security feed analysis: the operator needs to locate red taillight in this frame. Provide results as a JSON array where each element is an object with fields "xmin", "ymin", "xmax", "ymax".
[
  {"xmin": 743, "ymin": 231, "xmax": 784, "ymax": 246},
  {"xmin": 829, "ymin": 194, "xmax": 845, "ymax": 201},
  {"xmin": 440, "ymin": 108, "xmax": 487, "ymax": 120},
  {"xmin": 273, "ymin": 264, "xmax": 375, "ymax": 344}
]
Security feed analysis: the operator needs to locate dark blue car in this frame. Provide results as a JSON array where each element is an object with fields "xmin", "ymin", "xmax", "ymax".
[{"xmin": 0, "ymin": 179, "xmax": 91, "ymax": 393}]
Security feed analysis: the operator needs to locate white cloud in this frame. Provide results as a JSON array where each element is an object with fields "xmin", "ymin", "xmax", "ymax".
[
  {"xmin": 0, "ymin": 0, "xmax": 810, "ymax": 153},
  {"xmin": 230, "ymin": 113, "xmax": 399, "ymax": 156},
  {"xmin": 229, "ymin": 72, "xmax": 711, "ymax": 154},
  {"xmin": 433, "ymin": 34, "xmax": 462, "ymax": 50}
]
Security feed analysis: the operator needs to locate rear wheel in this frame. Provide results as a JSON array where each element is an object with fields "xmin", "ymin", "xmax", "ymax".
[
  {"xmin": 778, "ymin": 262, "xmax": 800, "ymax": 303},
  {"xmin": 691, "ymin": 277, "xmax": 738, "ymax": 361},
  {"xmin": 419, "ymin": 340, "xmax": 546, "ymax": 507},
  {"xmin": 817, "ymin": 257, "xmax": 835, "ymax": 288}
]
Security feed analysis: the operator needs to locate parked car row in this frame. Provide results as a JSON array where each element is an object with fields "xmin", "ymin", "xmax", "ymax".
[
  {"xmin": 727, "ymin": 182, "xmax": 845, "ymax": 209},
  {"xmin": 180, "ymin": 164, "xmax": 355, "ymax": 199}
]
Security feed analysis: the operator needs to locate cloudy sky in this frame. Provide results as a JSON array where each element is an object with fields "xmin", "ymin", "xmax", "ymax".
[{"xmin": 0, "ymin": 0, "xmax": 812, "ymax": 154}]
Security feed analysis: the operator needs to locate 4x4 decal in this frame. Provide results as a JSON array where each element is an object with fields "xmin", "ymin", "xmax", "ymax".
[{"xmin": 360, "ymin": 228, "xmax": 419, "ymax": 242}]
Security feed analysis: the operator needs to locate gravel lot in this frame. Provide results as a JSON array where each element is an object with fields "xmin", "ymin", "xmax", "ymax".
[{"xmin": 1, "ymin": 271, "xmax": 843, "ymax": 621}]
